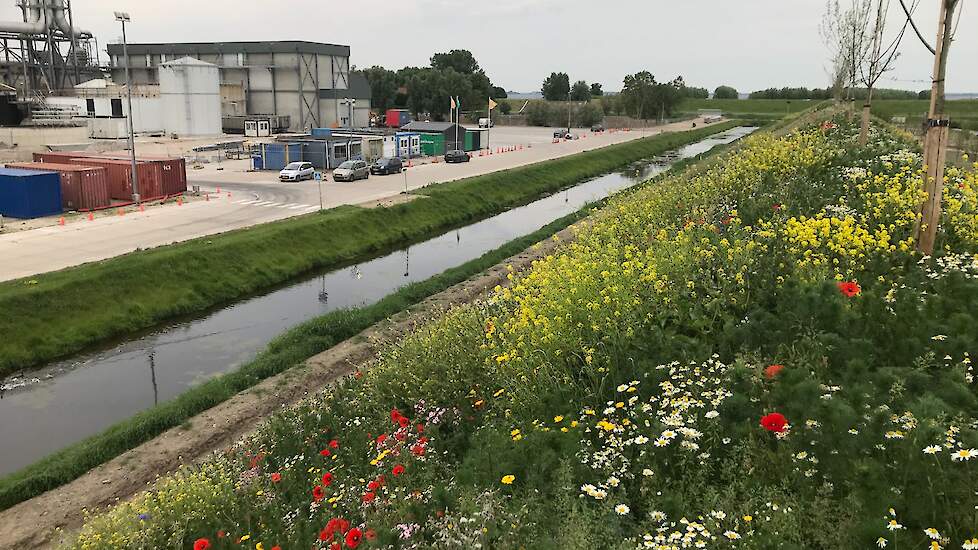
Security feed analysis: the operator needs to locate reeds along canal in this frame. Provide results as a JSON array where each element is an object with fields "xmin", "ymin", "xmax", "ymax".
[{"xmin": 0, "ymin": 127, "xmax": 756, "ymax": 476}]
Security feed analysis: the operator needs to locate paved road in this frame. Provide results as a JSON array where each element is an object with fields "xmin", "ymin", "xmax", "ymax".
[{"xmin": 0, "ymin": 119, "xmax": 715, "ymax": 282}]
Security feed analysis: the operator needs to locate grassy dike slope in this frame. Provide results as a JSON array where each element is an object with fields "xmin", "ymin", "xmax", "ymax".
[{"xmin": 0, "ymin": 122, "xmax": 738, "ymax": 378}]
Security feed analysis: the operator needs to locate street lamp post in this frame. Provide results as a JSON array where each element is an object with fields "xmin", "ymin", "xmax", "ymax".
[
  {"xmin": 115, "ymin": 11, "xmax": 139, "ymax": 203},
  {"xmin": 340, "ymin": 98, "xmax": 356, "ymax": 128}
]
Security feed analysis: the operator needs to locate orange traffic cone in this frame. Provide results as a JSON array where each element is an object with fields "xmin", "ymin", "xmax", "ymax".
[
  {"xmin": 139, "ymin": 203, "xmax": 145, "ymax": 212},
  {"xmin": 177, "ymin": 198, "xmax": 183, "ymax": 206},
  {"xmin": 227, "ymin": 192, "xmax": 232, "ymax": 198},
  {"xmin": 117, "ymin": 208, "xmax": 124, "ymax": 216},
  {"xmin": 87, "ymin": 212, "xmax": 94, "ymax": 221},
  {"xmin": 58, "ymin": 216, "xmax": 65, "ymax": 226}
]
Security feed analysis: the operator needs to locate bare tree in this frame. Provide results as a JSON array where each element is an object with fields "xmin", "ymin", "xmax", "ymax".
[
  {"xmin": 857, "ymin": 0, "xmax": 917, "ymax": 145},
  {"xmin": 821, "ymin": 0, "xmax": 873, "ymax": 117}
]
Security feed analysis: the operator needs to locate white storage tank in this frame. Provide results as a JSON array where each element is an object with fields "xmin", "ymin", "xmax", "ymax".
[{"xmin": 159, "ymin": 57, "xmax": 222, "ymax": 137}]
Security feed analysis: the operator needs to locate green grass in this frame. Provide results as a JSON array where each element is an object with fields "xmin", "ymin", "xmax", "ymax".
[
  {"xmin": 870, "ymin": 99, "xmax": 978, "ymax": 131},
  {"xmin": 0, "ymin": 122, "xmax": 746, "ymax": 512},
  {"xmin": 0, "ymin": 122, "xmax": 739, "ymax": 379},
  {"xmin": 677, "ymin": 98, "xmax": 824, "ymax": 118}
]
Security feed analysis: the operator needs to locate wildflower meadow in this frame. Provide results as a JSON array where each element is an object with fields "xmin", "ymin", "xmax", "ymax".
[{"xmin": 69, "ymin": 116, "xmax": 978, "ymax": 550}]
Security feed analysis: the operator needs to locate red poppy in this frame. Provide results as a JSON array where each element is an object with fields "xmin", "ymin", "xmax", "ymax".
[
  {"xmin": 419, "ymin": 436, "xmax": 429, "ymax": 444},
  {"xmin": 345, "ymin": 528, "xmax": 364, "ymax": 549},
  {"xmin": 329, "ymin": 439, "xmax": 339, "ymax": 449},
  {"xmin": 319, "ymin": 528, "xmax": 331, "ymax": 541},
  {"xmin": 313, "ymin": 485, "xmax": 325, "ymax": 502},
  {"xmin": 417, "ymin": 424, "xmax": 424, "ymax": 433},
  {"xmin": 395, "ymin": 431, "xmax": 407, "ymax": 441},
  {"xmin": 320, "ymin": 448, "xmax": 332, "ymax": 457},
  {"xmin": 836, "ymin": 281, "xmax": 861, "ymax": 297},
  {"xmin": 272, "ymin": 547, "xmax": 281, "ymax": 550},
  {"xmin": 760, "ymin": 413, "xmax": 789, "ymax": 433},
  {"xmin": 772, "ymin": 203, "xmax": 783, "ymax": 211},
  {"xmin": 217, "ymin": 530, "xmax": 226, "ymax": 539},
  {"xmin": 397, "ymin": 416, "xmax": 409, "ymax": 428},
  {"xmin": 194, "ymin": 538, "xmax": 211, "ymax": 550},
  {"xmin": 390, "ymin": 408, "xmax": 402, "ymax": 422},
  {"xmin": 367, "ymin": 480, "xmax": 380, "ymax": 491},
  {"xmin": 764, "ymin": 364, "xmax": 785, "ymax": 380},
  {"xmin": 364, "ymin": 529, "xmax": 377, "ymax": 541},
  {"xmin": 362, "ymin": 491, "xmax": 376, "ymax": 503},
  {"xmin": 392, "ymin": 464, "xmax": 406, "ymax": 477},
  {"xmin": 376, "ymin": 434, "xmax": 387, "ymax": 444},
  {"xmin": 331, "ymin": 543, "xmax": 341, "ymax": 550},
  {"xmin": 322, "ymin": 472, "xmax": 333, "ymax": 486},
  {"xmin": 411, "ymin": 444, "xmax": 426, "ymax": 456},
  {"xmin": 270, "ymin": 472, "xmax": 282, "ymax": 483}
]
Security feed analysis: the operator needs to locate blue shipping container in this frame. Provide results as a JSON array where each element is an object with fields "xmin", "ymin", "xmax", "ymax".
[
  {"xmin": 0, "ymin": 167, "xmax": 62, "ymax": 219},
  {"xmin": 261, "ymin": 143, "xmax": 303, "ymax": 171},
  {"xmin": 311, "ymin": 128, "xmax": 332, "ymax": 138}
]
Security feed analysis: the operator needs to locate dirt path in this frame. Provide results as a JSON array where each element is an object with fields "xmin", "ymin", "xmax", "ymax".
[{"xmin": 0, "ymin": 221, "xmax": 582, "ymax": 549}]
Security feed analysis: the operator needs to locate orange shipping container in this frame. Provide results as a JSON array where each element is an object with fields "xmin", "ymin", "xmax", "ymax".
[{"xmin": 5, "ymin": 162, "xmax": 110, "ymax": 210}]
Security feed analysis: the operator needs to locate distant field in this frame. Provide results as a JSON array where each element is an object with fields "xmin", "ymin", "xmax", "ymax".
[
  {"xmin": 870, "ymin": 99, "xmax": 978, "ymax": 130},
  {"xmin": 677, "ymin": 98, "xmax": 819, "ymax": 116}
]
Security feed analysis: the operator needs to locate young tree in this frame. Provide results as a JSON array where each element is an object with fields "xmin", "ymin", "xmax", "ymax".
[
  {"xmin": 821, "ymin": 0, "xmax": 873, "ymax": 116},
  {"xmin": 542, "ymin": 72, "xmax": 570, "ymax": 101},
  {"xmin": 571, "ymin": 80, "xmax": 591, "ymax": 101},
  {"xmin": 856, "ymin": 0, "xmax": 916, "ymax": 144},
  {"xmin": 713, "ymin": 85, "xmax": 739, "ymax": 99},
  {"xmin": 590, "ymin": 83, "xmax": 604, "ymax": 97}
]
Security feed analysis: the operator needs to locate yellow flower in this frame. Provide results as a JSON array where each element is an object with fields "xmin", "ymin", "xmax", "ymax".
[
  {"xmin": 553, "ymin": 415, "xmax": 564, "ymax": 423},
  {"xmin": 501, "ymin": 475, "xmax": 515, "ymax": 485}
]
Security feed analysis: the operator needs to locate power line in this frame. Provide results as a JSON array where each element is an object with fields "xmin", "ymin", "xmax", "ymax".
[{"xmin": 896, "ymin": 0, "xmax": 936, "ymax": 53}]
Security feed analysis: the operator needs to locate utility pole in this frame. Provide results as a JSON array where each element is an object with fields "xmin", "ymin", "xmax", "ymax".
[
  {"xmin": 915, "ymin": 0, "xmax": 960, "ymax": 255},
  {"xmin": 115, "ymin": 11, "xmax": 139, "ymax": 203}
]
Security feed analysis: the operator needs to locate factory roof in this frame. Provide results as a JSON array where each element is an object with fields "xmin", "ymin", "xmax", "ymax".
[{"xmin": 107, "ymin": 41, "xmax": 350, "ymax": 58}]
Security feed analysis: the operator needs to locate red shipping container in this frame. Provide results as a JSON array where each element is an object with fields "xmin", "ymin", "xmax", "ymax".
[
  {"xmin": 33, "ymin": 153, "xmax": 164, "ymax": 201},
  {"xmin": 34, "ymin": 152, "xmax": 187, "ymax": 196},
  {"xmin": 5, "ymin": 162, "xmax": 110, "ymax": 210}
]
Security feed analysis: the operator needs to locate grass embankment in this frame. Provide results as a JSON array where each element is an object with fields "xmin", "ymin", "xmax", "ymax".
[
  {"xmin": 870, "ymin": 98, "xmax": 978, "ymax": 131},
  {"xmin": 677, "ymin": 98, "xmax": 822, "ymax": 119},
  {"xmin": 67, "ymin": 116, "xmax": 978, "ymax": 549},
  {"xmin": 0, "ymin": 122, "xmax": 738, "ymax": 379},
  {"xmin": 0, "ymin": 122, "xmax": 745, "ymax": 512}
]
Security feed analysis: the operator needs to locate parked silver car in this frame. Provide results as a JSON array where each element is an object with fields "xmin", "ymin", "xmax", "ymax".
[
  {"xmin": 332, "ymin": 160, "xmax": 370, "ymax": 182},
  {"xmin": 279, "ymin": 162, "xmax": 315, "ymax": 182}
]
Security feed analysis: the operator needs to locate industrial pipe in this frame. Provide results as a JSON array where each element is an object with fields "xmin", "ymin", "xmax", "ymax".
[
  {"xmin": 0, "ymin": 0, "xmax": 90, "ymax": 37},
  {"xmin": 51, "ymin": 0, "xmax": 91, "ymax": 38},
  {"xmin": 0, "ymin": 0, "xmax": 46, "ymax": 34}
]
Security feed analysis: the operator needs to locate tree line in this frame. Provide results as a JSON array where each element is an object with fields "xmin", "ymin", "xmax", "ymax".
[
  {"xmin": 362, "ymin": 50, "xmax": 508, "ymax": 121},
  {"xmin": 748, "ymin": 86, "xmax": 922, "ymax": 100}
]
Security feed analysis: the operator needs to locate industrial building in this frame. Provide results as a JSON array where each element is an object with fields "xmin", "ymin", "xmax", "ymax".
[{"xmin": 106, "ymin": 41, "xmax": 372, "ymax": 132}]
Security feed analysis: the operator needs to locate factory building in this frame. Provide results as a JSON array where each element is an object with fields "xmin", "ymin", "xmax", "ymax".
[{"xmin": 106, "ymin": 41, "xmax": 372, "ymax": 132}]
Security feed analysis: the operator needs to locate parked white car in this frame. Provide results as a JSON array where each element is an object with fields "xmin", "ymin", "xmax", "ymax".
[
  {"xmin": 332, "ymin": 160, "xmax": 370, "ymax": 182},
  {"xmin": 279, "ymin": 162, "xmax": 315, "ymax": 182}
]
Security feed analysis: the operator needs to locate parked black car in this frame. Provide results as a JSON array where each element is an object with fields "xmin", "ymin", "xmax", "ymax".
[
  {"xmin": 591, "ymin": 124, "xmax": 605, "ymax": 132},
  {"xmin": 370, "ymin": 157, "xmax": 403, "ymax": 175},
  {"xmin": 444, "ymin": 150, "xmax": 470, "ymax": 163}
]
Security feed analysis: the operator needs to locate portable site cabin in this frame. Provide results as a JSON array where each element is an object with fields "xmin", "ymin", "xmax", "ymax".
[
  {"xmin": 389, "ymin": 132, "xmax": 421, "ymax": 159},
  {"xmin": 298, "ymin": 137, "xmax": 364, "ymax": 169},
  {"xmin": 399, "ymin": 122, "xmax": 470, "ymax": 156}
]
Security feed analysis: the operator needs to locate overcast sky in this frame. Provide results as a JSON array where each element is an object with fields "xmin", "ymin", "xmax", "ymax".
[{"xmin": 1, "ymin": 0, "xmax": 974, "ymax": 93}]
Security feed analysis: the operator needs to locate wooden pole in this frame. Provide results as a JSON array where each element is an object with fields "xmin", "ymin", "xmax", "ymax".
[{"xmin": 915, "ymin": 0, "xmax": 959, "ymax": 255}]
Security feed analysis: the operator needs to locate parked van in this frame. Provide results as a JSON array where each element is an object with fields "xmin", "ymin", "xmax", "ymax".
[{"xmin": 478, "ymin": 118, "xmax": 494, "ymax": 128}]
